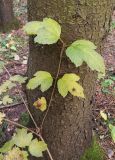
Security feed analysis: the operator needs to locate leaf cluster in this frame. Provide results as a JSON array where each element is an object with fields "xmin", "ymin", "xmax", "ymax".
[
  {"xmin": 0, "ymin": 75, "xmax": 27, "ymax": 105},
  {"xmin": 0, "ymin": 128, "xmax": 47, "ymax": 159}
]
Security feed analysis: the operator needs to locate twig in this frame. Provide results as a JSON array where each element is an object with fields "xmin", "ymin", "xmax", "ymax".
[
  {"xmin": 4, "ymin": 118, "xmax": 38, "ymax": 136},
  {"xmin": 39, "ymin": 134, "xmax": 54, "ymax": 160},
  {"xmin": 41, "ymin": 39, "xmax": 66, "ymax": 129},
  {"xmin": 3, "ymin": 66, "xmax": 40, "ymax": 132},
  {"xmin": 0, "ymin": 101, "xmax": 24, "ymax": 109}
]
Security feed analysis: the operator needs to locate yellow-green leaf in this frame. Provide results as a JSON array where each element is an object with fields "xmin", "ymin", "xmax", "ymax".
[
  {"xmin": 0, "ymin": 112, "xmax": 5, "ymax": 125},
  {"xmin": 13, "ymin": 129, "xmax": 33, "ymax": 148},
  {"xmin": 0, "ymin": 80, "xmax": 16, "ymax": 95},
  {"xmin": 2, "ymin": 95, "xmax": 13, "ymax": 105},
  {"xmin": 0, "ymin": 61, "xmax": 4, "ymax": 74},
  {"xmin": 29, "ymin": 139, "xmax": 47, "ymax": 157},
  {"xmin": 109, "ymin": 124, "xmax": 115, "ymax": 143},
  {"xmin": 0, "ymin": 154, "xmax": 3, "ymax": 160},
  {"xmin": 4, "ymin": 147, "xmax": 28, "ymax": 160},
  {"xmin": 57, "ymin": 73, "xmax": 85, "ymax": 98},
  {"xmin": 100, "ymin": 110, "xmax": 107, "ymax": 121},
  {"xmin": 66, "ymin": 40, "xmax": 105, "ymax": 76},
  {"xmin": 0, "ymin": 140, "xmax": 14, "ymax": 153},
  {"xmin": 33, "ymin": 97, "xmax": 47, "ymax": 112},
  {"xmin": 34, "ymin": 18, "xmax": 61, "ymax": 44},
  {"xmin": 10, "ymin": 75, "xmax": 28, "ymax": 84},
  {"xmin": 23, "ymin": 21, "xmax": 42, "ymax": 35},
  {"xmin": 27, "ymin": 71, "xmax": 53, "ymax": 92}
]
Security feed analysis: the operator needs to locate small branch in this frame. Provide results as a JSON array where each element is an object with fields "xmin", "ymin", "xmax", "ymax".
[
  {"xmin": 3, "ymin": 66, "xmax": 40, "ymax": 133},
  {"xmin": 0, "ymin": 101, "xmax": 24, "ymax": 109},
  {"xmin": 39, "ymin": 134, "xmax": 54, "ymax": 160},
  {"xmin": 4, "ymin": 118, "xmax": 38, "ymax": 136},
  {"xmin": 41, "ymin": 40, "xmax": 66, "ymax": 129}
]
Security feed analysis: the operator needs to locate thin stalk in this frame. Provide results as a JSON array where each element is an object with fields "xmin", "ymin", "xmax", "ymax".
[
  {"xmin": 39, "ymin": 134, "xmax": 54, "ymax": 160},
  {"xmin": 41, "ymin": 40, "xmax": 66, "ymax": 129}
]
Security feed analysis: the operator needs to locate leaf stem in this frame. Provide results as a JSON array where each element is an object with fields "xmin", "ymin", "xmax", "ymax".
[
  {"xmin": 41, "ymin": 39, "xmax": 66, "ymax": 129},
  {"xmin": 4, "ymin": 118, "xmax": 37, "ymax": 136},
  {"xmin": 39, "ymin": 134, "xmax": 54, "ymax": 160}
]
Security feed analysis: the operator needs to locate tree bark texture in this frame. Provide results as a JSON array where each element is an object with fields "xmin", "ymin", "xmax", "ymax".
[
  {"xmin": 0, "ymin": 0, "xmax": 18, "ymax": 32},
  {"xmin": 27, "ymin": 0, "xmax": 114, "ymax": 160}
]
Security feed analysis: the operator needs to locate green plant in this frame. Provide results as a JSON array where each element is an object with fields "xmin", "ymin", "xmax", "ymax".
[
  {"xmin": 80, "ymin": 138, "xmax": 105, "ymax": 160},
  {"xmin": 0, "ymin": 17, "xmax": 106, "ymax": 160},
  {"xmin": 0, "ymin": 74, "xmax": 27, "ymax": 105},
  {"xmin": 0, "ymin": 33, "xmax": 18, "ymax": 60},
  {"xmin": 101, "ymin": 76, "xmax": 115, "ymax": 95},
  {"xmin": 19, "ymin": 112, "xmax": 30, "ymax": 126},
  {"xmin": 100, "ymin": 111, "xmax": 115, "ymax": 142},
  {"xmin": 110, "ymin": 21, "xmax": 115, "ymax": 30}
]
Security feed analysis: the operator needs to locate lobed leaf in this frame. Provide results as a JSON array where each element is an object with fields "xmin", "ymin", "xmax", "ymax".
[
  {"xmin": 10, "ymin": 75, "xmax": 28, "ymax": 84},
  {"xmin": 109, "ymin": 124, "xmax": 115, "ymax": 143},
  {"xmin": 34, "ymin": 18, "xmax": 61, "ymax": 44},
  {"xmin": 24, "ymin": 18, "xmax": 61, "ymax": 44},
  {"xmin": 33, "ymin": 97, "xmax": 47, "ymax": 112},
  {"xmin": 0, "ymin": 61, "xmax": 4, "ymax": 74},
  {"xmin": 0, "ymin": 80, "xmax": 16, "ymax": 95},
  {"xmin": 66, "ymin": 40, "xmax": 105, "ymax": 76},
  {"xmin": 27, "ymin": 71, "xmax": 53, "ymax": 92},
  {"xmin": 100, "ymin": 110, "xmax": 107, "ymax": 121},
  {"xmin": 57, "ymin": 73, "xmax": 85, "ymax": 98},
  {"xmin": 4, "ymin": 147, "xmax": 28, "ymax": 160},
  {"xmin": 0, "ymin": 154, "xmax": 3, "ymax": 160},
  {"xmin": 0, "ymin": 112, "xmax": 5, "ymax": 125},
  {"xmin": 0, "ymin": 140, "xmax": 14, "ymax": 153},
  {"xmin": 23, "ymin": 21, "xmax": 42, "ymax": 35},
  {"xmin": 29, "ymin": 139, "xmax": 47, "ymax": 157},
  {"xmin": 13, "ymin": 128, "xmax": 33, "ymax": 148},
  {"xmin": 2, "ymin": 95, "xmax": 13, "ymax": 105}
]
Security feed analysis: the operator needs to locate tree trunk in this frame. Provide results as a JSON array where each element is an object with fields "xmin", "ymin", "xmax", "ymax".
[
  {"xmin": 0, "ymin": 0, "xmax": 19, "ymax": 32},
  {"xmin": 27, "ymin": 0, "xmax": 114, "ymax": 160}
]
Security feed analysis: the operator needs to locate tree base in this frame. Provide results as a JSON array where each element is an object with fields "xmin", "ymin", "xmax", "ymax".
[{"xmin": 0, "ymin": 18, "xmax": 20, "ymax": 32}]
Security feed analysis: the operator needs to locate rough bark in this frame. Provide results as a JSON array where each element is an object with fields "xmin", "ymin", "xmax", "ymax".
[
  {"xmin": 27, "ymin": 0, "xmax": 114, "ymax": 160},
  {"xmin": 0, "ymin": 0, "xmax": 19, "ymax": 32}
]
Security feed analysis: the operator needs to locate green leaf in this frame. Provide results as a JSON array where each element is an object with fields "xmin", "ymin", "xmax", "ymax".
[
  {"xmin": 109, "ymin": 124, "xmax": 115, "ymax": 142},
  {"xmin": 0, "ymin": 112, "xmax": 5, "ymax": 125},
  {"xmin": 0, "ymin": 61, "xmax": 4, "ymax": 74},
  {"xmin": 29, "ymin": 139, "xmax": 47, "ymax": 157},
  {"xmin": 4, "ymin": 147, "xmax": 28, "ymax": 160},
  {"xmin": 13, "ymin": 128, "xmax": 33, "ymax": 148},
  {"xmin": 22, "ymin": 151, "xmax": 29, "ymax": 160},
  {"xmin": 23, "ymin": 21, "xmax": 42, "ymax": 35},
  {"xmin": 2, "ymin": 95, "xmax": 13, "ymax": 105},
  {"xmin": 101, "ymin": 79, "xmax": 114, "ymax": 88},
  {"xmin": 10, "ymin": 45, "xmax": 17, "ymax": 51},
  {"xmin": 27, "ymin": 71, "xmax": 53, "ymax": 92},
  {"xmin": 10, "ymin": 75, "xmax": 28, "ymax": 84},
  {"xmin": 100, "ymin": 110, "xmax": 107, "ymax": 121},
  {"xmin": 0, "ymin": 80, "xmax": 16, "ymax": 95},
  {"xmin": 0, "ymin": 154, "xmax": 3, "ymax": 160},
  {"xmin": 57, "ymin": 73, "xmax": 85, "ymax": 98},
  {"xmin": 0, "ymin": 61, "xmax": 4, "ymax": 67},
  {"xmin": 0, "ymin": 140, "xmax": 14, "ymax": 153},
  {"xmin": 34, "ymin": 18, "xmax": 61, "ymax": 44},
  {"xmin": 110, "ymin": 76, "xmax": 115, "ymax": 81},
  {"xmin": 66, "ymin": 40, "xmax": 105, "ymax": 76},
  {"xmin": 33, "ymin": 97, "xmax": 47, "ymax": 112}
]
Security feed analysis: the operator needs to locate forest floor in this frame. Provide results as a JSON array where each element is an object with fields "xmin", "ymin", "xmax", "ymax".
[{"xmin": 0, "ymin": 0, "xmax": 115, "ymax": 159}]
